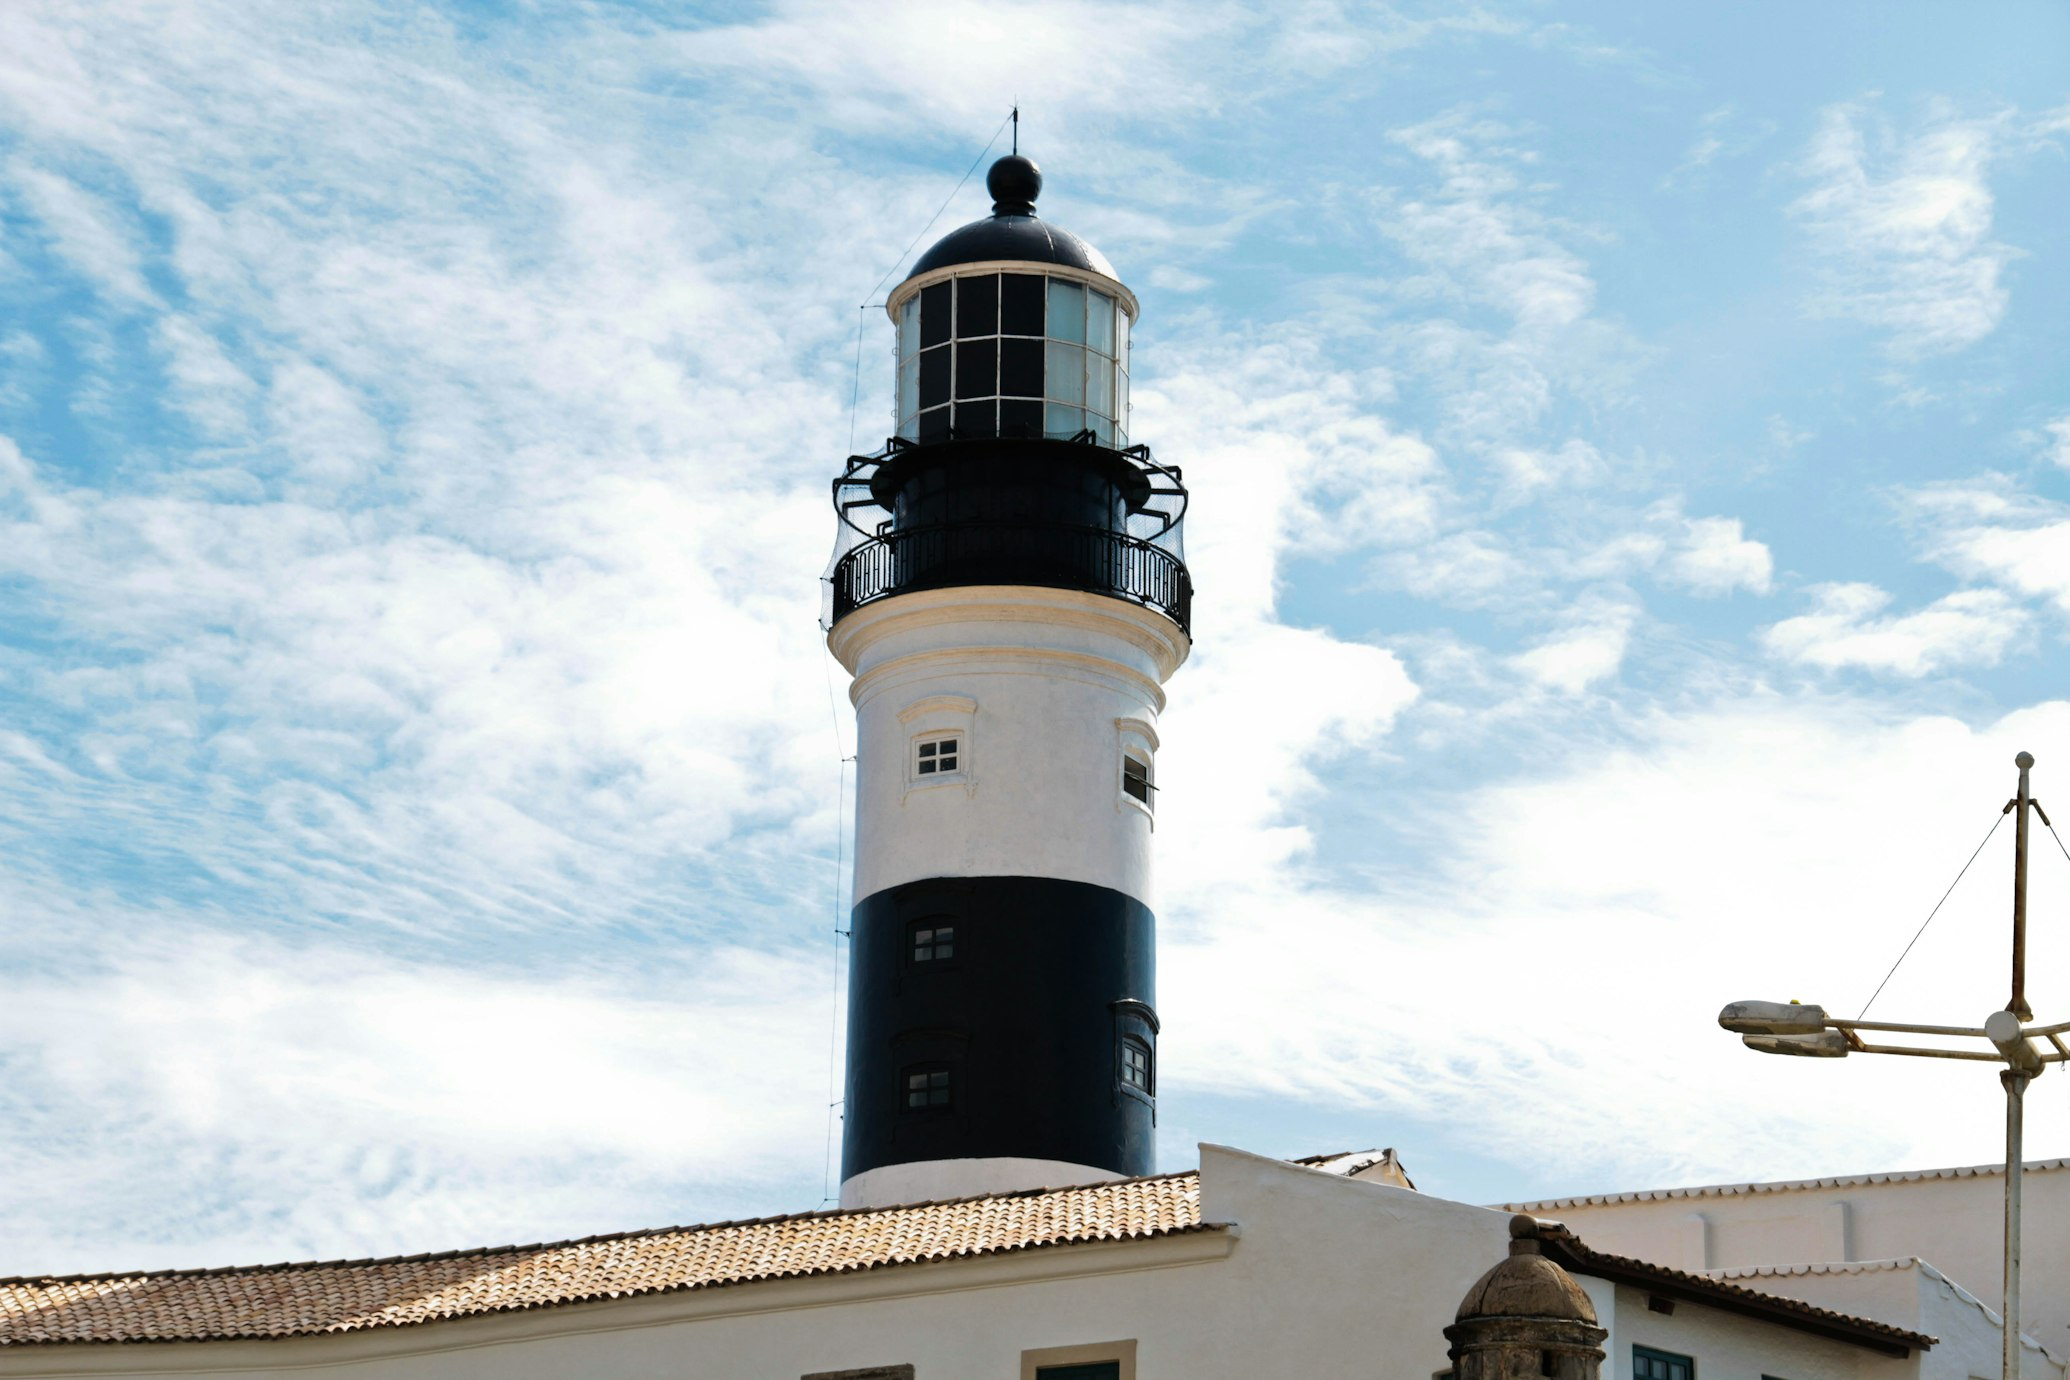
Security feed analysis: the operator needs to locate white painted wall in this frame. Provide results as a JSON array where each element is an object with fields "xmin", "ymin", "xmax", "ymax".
[
  {"xmin": 1702, "ymin": 1262, "xmax": 2064, "ymax": 1380},
  {"xmin": 839, "ymin": 1156, "xmax": 1123, "ymax": 1210},
  {"xmin": 1515, "ymin": 1166, "xmax": 2070, "ymax": 1354},
  {"xmin": 829, "ymin": 585, "xmax": 1188, "ymax": 903},
  {"xmin": 2, "ymin": 1148, "xmax": 1936, "ymax": 1380},
  {"xmin": 1595, "ymin": 1277, "xmax": 1908, "ymax": 1380}
]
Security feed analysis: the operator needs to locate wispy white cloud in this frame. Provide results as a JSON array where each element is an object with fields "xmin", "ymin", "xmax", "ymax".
[
  {"xmin": 1760, "ymin": 582, "xmax": 2024, "ymax": 676},
  {"xmin": 1790, "ymin": 102, "xmax": 2014, "ymax": 358},
  {"xmin": 1509, "ymin": 591, "xmax": 1636, "ymax": 693},
  {"xmin": 2038, "ymin": 417, "xmax": 2070, "ymax": 472},
  {"xmin": 1166, "ymin": 697, "xmax": 2070, "ymax": 1191},
  {"xmin": 1904, "ymin": 480, "xmax": 2070, "ymax": 617},
  {"xmin": 0, "ymin": 924, "xmax": 829, "ymax": 1272},
  {"xmin": 1666, "ymin": 515, "xmax": 1772, "ymax": 596}
]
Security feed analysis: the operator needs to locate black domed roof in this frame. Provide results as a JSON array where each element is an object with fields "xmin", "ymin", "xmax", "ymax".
[{"xmin": 906, "ymin": 156, "xmax": 1118, "ymax": 282}]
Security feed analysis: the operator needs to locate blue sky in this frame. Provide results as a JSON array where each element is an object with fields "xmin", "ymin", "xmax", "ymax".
[{"xmin": 4, "ymin": 1, "xmax": 2070, "ymax": 1275}]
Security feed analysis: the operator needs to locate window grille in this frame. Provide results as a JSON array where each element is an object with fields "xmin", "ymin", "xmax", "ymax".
[
  {"xmin": 1633, "ymin": 1347, "xmax": 1694, "ymax": 1380},
  {"xmin": 903, "ymin": 1065, "xmax": 952, "ymax": 1111},
  {"xmin": 916, "ymin": 736, "xmax": 960, "ymax": 776},
  {"xmin": 897, "ymin": 273, "xmax": 1128, "ymax": 446}
]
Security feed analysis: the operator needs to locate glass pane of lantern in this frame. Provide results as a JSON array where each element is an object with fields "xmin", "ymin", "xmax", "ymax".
[
  {"xmin": 919, "ymin": 346, "xmax": 950, "ymax": 410},
  {"xmin": 1001, "ymin": 273, "xmax": 1045, "ymax": 335},
  {"xmin": 1000, "ymin": 399, "xmax": 1041, "ymax": 438},
  {"xmin": 955, "ymin": 400, "xmax": 996, "ymax": 439},
  {"xmin": 898, "ymin": 353, "xmax": 919, "ymax": 422},
  {"xmin": 1087, "ymin": 354, "xmax": 1113, "ymax": 418},
  {"xmin": 999, "ymin": 337, "xmax": 1042, "ymax": 398},
  {"xmin": 899, "ymin": 296, "xmax": 919, "ymax": 358},
  {"xmin": 1045, "ymin": 341, "xmax": 1085, "ymax": 403},
  {"xmin": 918, "ymin": 407, "xmax": 950, "ymax": 444},
  {"xmin": 1087, "ymin": 291, "xmax": 1115, "ymax": 354},
  {"xmin": 920, "ymin": 282, "xmax": 951, "ymax": 348},
  {"xmin": 955, "ymin": 338, "xmax": 996, "ymax": 400},
  {"xmin": 1090, "ymin": 412, "xmax": 1114, "ymax": 446},
  {"xmin": 1045, "ymin": 403, "xmax": 1084, "ymax": 438},
  {"xmin": 1116, "ymin": 368, "xmax": 1129, "ymax": 428},
  {"xmin": 956, "ymin": 274, "xmax": 997, "ymax": 339},
  {"xmin": 1048, "ymin": 279, "xmax": 1085, "ymax": 344}
]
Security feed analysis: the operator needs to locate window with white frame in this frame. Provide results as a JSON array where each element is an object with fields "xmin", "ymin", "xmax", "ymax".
[
  {"xmin": 1122, "ymin": 753, "xmax": 1152, "ymax": 806},
  {"xmin": 914, "ymin": 734, "xmax": 961, "ymax": 777},
  {"xmin": 895, "ymin": 272, "xmax": 1130, "ymax": 447}
]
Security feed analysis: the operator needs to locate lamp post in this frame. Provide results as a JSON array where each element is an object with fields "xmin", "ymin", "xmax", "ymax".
[{"xmin": 1719, "ymin": 752, "xmax": 2068, "ymax": 1380}]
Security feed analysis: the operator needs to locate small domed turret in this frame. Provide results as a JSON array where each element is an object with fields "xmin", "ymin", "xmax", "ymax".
[{"xmin": 1444, "ymin": 1216, "xmax": 1608, "ymax": 1380}]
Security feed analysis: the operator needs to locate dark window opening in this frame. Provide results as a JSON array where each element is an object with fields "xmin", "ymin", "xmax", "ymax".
[
  {"xmin": 1001, "ymin": 273, "xmax": 1046, "ymax": 335},
  {"xmin": 999, "ymin": 398, "xmax": 1043, "ymax": 438},
  {"xmin": 918, "ymin": 347, "xmax": 950, "ymax": 410},
  {"xmin": 1633, "ymin": 1347, "xmax": 1693, "ymax": 1380},
  {"xmin": 999, "ymin": 337, "xmax": 1043, "ymax": 397},
  {"xmin": 1122, "ymin": 755, "xmax": 1152, "ymax": 804},
  {"xmin": 903, "ymin": 1064, "xmax": 952, "ymax": 1111},
  {"xmin": 919, "ymin": 281, "xmax": 952, "ymax": 348},
  {"xmin": 911, "ymin": 923, "xmax": 955, "ymax": 963},
  {"xmin": 916, "ymin": 736, "xmax": 960, "ymax": 775},
  {"xmin": 1035, "ymin": 1365, "xmax": 1119, "ymax": 1380},
  {"xmin": 955, "ymin": 274, "xmax": 998, "ymax": 338},
  {"xmin": 955, "ymin": 338, "xmax": 996, "ymax": 400},
  {"xmin": 1120, "ymin": 1036, "xmax": 1153, "ymax": 1095}
]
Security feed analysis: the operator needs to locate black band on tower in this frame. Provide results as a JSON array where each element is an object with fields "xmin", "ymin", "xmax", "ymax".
[{"xmin": 842, "ymin": 875, "xmax": 1158, "ymax": 1185}]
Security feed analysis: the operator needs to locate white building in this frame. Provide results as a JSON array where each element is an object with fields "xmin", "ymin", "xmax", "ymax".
[
  {"xmin": 0, "ymin": 1146, "xmax": 1975, "ymax": 1380},
  {"xmin": 1510, "ymin": 1159, "xmax": 2070, "ymax": 1377}
]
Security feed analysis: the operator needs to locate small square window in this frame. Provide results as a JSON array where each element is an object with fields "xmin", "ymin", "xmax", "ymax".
[
  {"xmin": 904, "ymin": 1066, "xmax": 952, "ymax": 1110},
  {"xmin": 1122, "ymin": 755, "xmax": 1152, "ymax": 805},
  {"xmin": 912, "ymin": 923, "xmax": 956, "ymax": 963},
  {"xmin": 916, "ymin": 736, "xmax": 960, "ymax": 776},
  {"xmin": 1120, "ymin": 1037, "xmax": 1153, "ymax": 1095}
]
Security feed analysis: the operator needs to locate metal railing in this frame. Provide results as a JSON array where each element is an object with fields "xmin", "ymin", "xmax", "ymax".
[{"xmin": 831, "ymin": 522, "xmax": 1191, "ymax": 633}]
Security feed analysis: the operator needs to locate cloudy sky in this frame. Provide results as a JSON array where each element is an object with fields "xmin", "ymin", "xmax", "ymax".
[{"xmin": 5, "ymin": 0, "xmax": 2070, "ymax": 1277}]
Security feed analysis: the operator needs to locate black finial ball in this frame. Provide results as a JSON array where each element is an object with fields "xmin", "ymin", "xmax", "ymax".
[{"xmin": 988, "ymin": 155, "xmax": 1042, "ymax": 215}]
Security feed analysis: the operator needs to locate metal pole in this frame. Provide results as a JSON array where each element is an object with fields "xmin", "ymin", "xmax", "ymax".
[
  {"xmin": 2012, "ymin": 751, "xmax": 2034, "ymax": 1020},
  {"xmin": 2002, "ymin": 1069, "xmax": 2026, "ymax": 1380}
]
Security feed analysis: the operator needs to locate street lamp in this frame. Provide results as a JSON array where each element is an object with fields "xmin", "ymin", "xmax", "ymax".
[{"xmin": 1719, "ymin": 752, "xmax": 2068, "ymax": 1380}]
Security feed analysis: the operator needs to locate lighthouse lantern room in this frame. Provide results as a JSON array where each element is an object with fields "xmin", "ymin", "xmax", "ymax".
[{"xmin": 826, "ymin": 154, "xmax": 1192, "ymax": 1209}]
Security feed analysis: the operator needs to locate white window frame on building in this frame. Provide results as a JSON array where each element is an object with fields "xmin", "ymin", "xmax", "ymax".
[
  {"xmin": 898, "ymin": 693, "xmax": 978, "ymax": 799},
  {"xmin": 1114, "ymin": 716, "xmax": 1158, "ymax": 822},
  {"xmin": 1020, "ymin": 1339, "xmax": 1136, "ymax": 1380}
]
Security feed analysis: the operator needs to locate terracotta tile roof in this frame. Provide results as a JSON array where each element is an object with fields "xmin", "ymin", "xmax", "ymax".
[
  {"xmin": 1531, "ymin": 1224, "xmax": 1935, "ymax": 1357},
  {"xmin": 1505, "ymin": 1157, "xmax": 2069, "ymax": 1211},
  {"xmin": 0, "ymin": 1173, "xmax": 1210, "ymax": 1347}
]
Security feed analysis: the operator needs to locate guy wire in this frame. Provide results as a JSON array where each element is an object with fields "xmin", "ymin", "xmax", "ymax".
[{"xmin": 1857, "ymin": 809, "xmax": 2006, "ymax": 1019}]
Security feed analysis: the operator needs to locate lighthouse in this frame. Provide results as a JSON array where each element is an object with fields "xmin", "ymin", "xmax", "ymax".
[{"xmin": 826, "ymin": 154, "xmax": 1193, "ymax": 1209}]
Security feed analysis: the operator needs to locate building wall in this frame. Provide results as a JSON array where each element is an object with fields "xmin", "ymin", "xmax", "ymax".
[
  {"xmin": 0, "ymin": 1148, "xmax": 1934, "ymax": 1380},
  {"xmin": 1518, "ymin": 1167, "xmax": 2070, "ymax": 1352},
  {"xmin": 1700, "ymin": 1262, "xmax": 2063, "ymax": 1380},
  {"xmin": 1588, "ymin": 1277, "xmax": 1906, "ymax": 1380}
]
